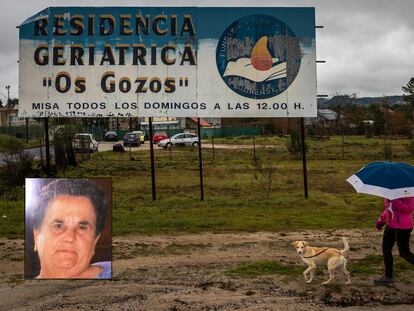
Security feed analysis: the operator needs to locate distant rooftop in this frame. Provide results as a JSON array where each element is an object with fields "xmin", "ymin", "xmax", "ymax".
[{"xmin": 318, "ymin": 109, "xmax": 337, "ymax": 121}]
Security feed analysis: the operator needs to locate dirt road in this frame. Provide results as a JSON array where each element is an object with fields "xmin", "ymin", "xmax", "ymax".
[{"xmin": 1, "ymin": 230, "xmax": 413, "ymax": 310}]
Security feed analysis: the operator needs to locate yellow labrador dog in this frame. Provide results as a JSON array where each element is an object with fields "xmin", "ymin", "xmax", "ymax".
[{"xmin": 291, "ymin": 237, "xmax": 351, "ymax": 285}]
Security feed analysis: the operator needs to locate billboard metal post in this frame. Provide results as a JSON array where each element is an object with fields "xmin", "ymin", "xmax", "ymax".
[
  {"xmin": 169, "ymin": 137, "xmax": 172, "ymax": 160},
  {"xmin": 39, "ymin": 138, "xmax": 43, "ymax": 166},
  {"xmin": 253, "ymin": 136, "xmax": 256, "ymax": 162},
  {"xmin": 149, "ymin": 117, "xmax": 156, "ymax": 201},
  {"xmin": 197, "ymin": 118, "xmax": 204, "ymax": 201},
  {"xmin": 212, "ymin": 126, "xmax": 215, "ymax": 161},
  {"xmin": 25, "ymin": 118, "xmax": 29, "ymax": 143},
  {"xmin": 44, "ymin": 118, "xmax": 51, "ymax": 177},
  {"xmin": 300, "ymin": 117, "xmax": 309, "ymax": 198}
]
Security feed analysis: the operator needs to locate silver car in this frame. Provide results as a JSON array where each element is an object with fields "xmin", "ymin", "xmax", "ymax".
[
  {"xmin": 158, "ymin": 133, "xmax": 199, "ymax": 149},
  {"xmin": 72, "ymin": 133, "xmax": 99, "ymax": 153}
]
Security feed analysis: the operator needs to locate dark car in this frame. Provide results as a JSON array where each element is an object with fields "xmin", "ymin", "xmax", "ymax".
[
  {"xmin": 123, "ymin": 133, "xmax": 140, "ymax": 147},
  {"xmin": 104, "ymin": 131, "xmax": 118, "ymax": 142},
  {"xmin": 153, "ymin": 131, "xmax": 169, "ymax": 144}
]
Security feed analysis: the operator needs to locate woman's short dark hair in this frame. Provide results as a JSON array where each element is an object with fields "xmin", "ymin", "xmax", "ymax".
[{"xmin": 32, "ymin": 179, "xmax": 107, "ymax": 235}]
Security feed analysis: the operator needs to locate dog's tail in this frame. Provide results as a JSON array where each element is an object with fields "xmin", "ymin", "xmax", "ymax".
[{"xmin": 340, "ymin": 236, "xmax": 349, "ymax": 255}]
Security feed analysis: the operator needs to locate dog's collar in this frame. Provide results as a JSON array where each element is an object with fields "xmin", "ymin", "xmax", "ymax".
[{"xmin": 302, "ymin": 248, "xmax": 329, "ymax": 259}]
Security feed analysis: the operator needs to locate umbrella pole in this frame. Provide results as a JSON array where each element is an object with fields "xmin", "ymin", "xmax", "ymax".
[{"xmin": 300, "ymin": 118, "xmax": 309, "ymax": 198}]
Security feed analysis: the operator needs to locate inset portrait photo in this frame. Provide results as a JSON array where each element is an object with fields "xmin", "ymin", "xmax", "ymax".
[{"xmin": 24, "ymin": 178, "xmax": 112, "ymax": 279}]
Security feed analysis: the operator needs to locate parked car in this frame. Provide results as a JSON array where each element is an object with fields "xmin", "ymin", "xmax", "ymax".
[
  {"xmin": 153, "ymin": 131, "xmax": 169, "ymax": 144},
  {"xmin": 158, "ymin": 133, "xmax": 199, "ymax": 149},
  {"xmin": 132, "ymin": 130, "xmax": 145, "ymax": 144},
  {"xmin": 104, "ymin": 131, "xmax": 118, "ymax": 142},
  {"xmin": 72, "ymin": 133, "xmax": 99, "ymax": 153},
  {"xmin": 123, "ymin": 132, "xmax": 141, "ymax": 147}
]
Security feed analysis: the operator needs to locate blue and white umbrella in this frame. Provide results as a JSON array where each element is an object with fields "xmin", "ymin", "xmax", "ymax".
[{"xmin": 346, "ymin": 161, "xmax": 414, "ymax": 200}]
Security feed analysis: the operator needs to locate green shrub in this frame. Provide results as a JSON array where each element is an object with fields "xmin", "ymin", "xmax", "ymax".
[
  {"xmin": 0, "ymin": 142, "xmax": 37, "ymax": 187},
  {"xmin": 0, "ymin": 134, "xmax": 21, "ymax": 152}
]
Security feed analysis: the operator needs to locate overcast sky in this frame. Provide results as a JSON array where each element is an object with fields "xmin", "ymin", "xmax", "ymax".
[{"xmin": 0, "ymin": 0, "xmax": 413, "ymax": 101}]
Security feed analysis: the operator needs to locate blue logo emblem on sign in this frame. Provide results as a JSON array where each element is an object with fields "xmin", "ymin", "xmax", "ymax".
[{"xmin": 216, "ymin": 14, "xmax": 302, "ymax": 99}]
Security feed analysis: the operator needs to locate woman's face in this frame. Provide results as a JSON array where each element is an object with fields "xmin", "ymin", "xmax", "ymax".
[{"xmin": 33, "ymin": 195, "xmax": 100, "ymax": 278}]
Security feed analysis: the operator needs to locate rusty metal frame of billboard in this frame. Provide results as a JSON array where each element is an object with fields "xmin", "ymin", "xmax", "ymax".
[{"xmin": 19, "ymin": 7, "xmax": 316, "ymax": 118}]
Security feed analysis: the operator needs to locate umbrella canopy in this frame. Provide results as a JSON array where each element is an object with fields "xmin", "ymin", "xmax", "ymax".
[{"xmin": 346, "ymin": 161, "xmax": 414, "ymax": 200}]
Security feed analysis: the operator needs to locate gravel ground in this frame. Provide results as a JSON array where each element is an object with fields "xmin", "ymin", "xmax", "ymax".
[{"xmin": 0, "ymin": 230, "xmax": 413, "ymax": 310}]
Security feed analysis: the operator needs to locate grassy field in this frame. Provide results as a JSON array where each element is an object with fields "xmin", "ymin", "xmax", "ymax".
[{"xmin": 0, "ymin": 135, "xmax": 413, "ymax": 238}]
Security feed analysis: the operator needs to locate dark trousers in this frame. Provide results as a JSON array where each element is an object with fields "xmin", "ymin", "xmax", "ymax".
[{"xmin": 382, "ymin": 226, "xmax": 414, "ymax": 278}]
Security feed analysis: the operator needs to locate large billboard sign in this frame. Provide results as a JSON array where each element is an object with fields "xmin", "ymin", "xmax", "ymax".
[{"xmin": 19, "ymin": 7, "xmax": 316, "ymax": 118}]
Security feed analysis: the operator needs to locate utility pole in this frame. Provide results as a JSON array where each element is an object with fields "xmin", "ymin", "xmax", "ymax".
[
  {"xmin": 5, "ymin": 85, "xmax": 10, "ymax": 106},
  {"xmin": 300, "ymin": 118, "xmax": 308, "ymax": 198},
  {"xmin": 197, "ymin": 118, "xmax": 204, "ymax": 201},
  {"xmin": 5, "ymin": 85, "xmax": 10, "ymax": 126}
]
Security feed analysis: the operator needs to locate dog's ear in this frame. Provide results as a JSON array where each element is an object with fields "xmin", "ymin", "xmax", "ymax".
[
  {"xmin": 291, "ymin": 241, "xmax": 299, "ymax": 248},
  {"xmin": 303, "ymin": 241, "xmax": 309, "ymax": 247}
]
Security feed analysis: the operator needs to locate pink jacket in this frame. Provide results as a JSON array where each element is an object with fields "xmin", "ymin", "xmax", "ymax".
[{"xmin": 378, "ymin": 197, "xmax": 414, "ymax": 229}]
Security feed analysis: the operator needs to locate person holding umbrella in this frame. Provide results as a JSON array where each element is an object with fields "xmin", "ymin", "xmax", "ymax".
[
  {"xmin": 374, "ymin": 197, "xmax": 414, "ymax": 285},
  {"xmin": 347, "ymin": 161, "xmax": 414, "ymax": 285}
]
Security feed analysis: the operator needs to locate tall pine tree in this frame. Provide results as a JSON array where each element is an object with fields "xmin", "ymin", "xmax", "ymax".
[{"xmin": 402, "ymin": 77, "xmax": 414, "ymax": 135}]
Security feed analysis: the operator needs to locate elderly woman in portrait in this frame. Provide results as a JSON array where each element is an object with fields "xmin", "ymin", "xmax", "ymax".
[{"xmin": 31, "ymin": 179, "xmax": 111, "ymax": 279}]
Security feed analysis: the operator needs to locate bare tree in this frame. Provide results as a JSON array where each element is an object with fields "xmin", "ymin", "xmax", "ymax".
[{"xmin": 253, "ymin": 159, "xmax": 277, "ymax": 199}]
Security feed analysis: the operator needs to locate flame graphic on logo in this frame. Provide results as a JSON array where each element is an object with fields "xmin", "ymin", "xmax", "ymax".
[
  {"xmin": 223, "ymin": 35, "xmax": 287, "ymax": 83},
  {"xmin": 251, "ymin": 36, "xmax": 273, "ymax": 71}
]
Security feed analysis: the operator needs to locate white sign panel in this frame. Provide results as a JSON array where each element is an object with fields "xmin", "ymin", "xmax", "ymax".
[{"xmin": 19, "ymin": 7, "xmax": 316, "ymax": 118}]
